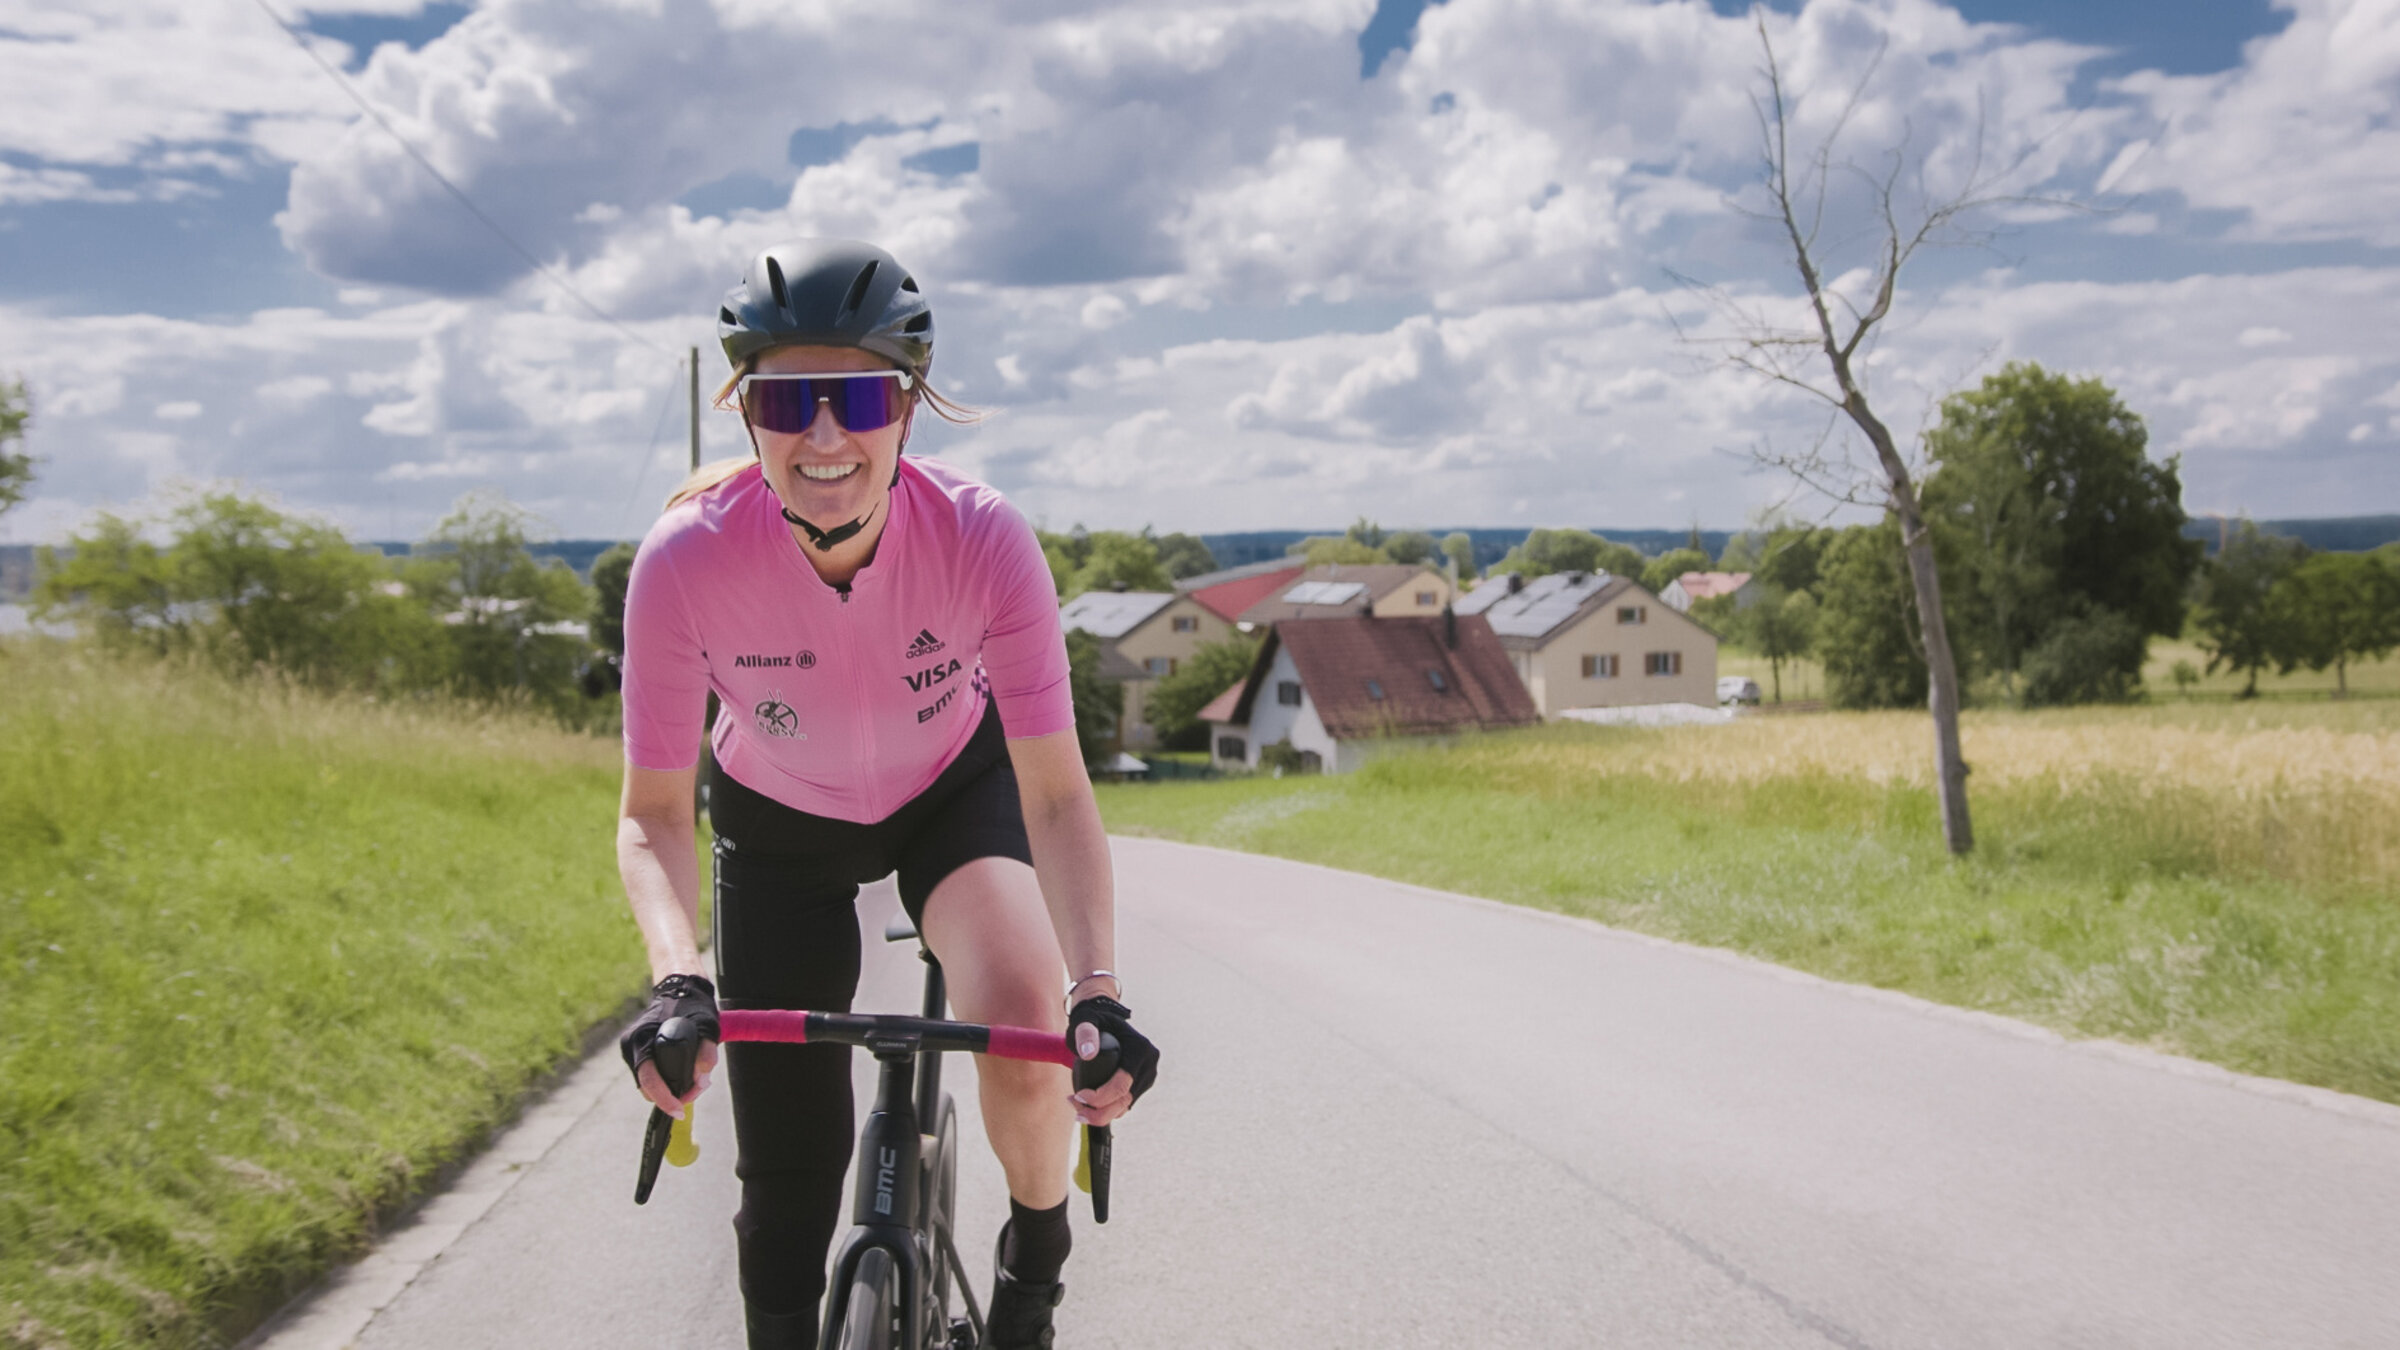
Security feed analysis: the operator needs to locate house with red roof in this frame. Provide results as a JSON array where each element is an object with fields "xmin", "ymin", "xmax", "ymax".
[
  {"xmin": 1200, "ymin": 611, "xmax": 1538, "ymax": 773},
  {"xmin": 1176, "ymin": 559, "xmax": 1307, "ymax": 624},
  {"xmin": 1660, "ymin": 571, "xmax": 1755, "ymax": 612}
]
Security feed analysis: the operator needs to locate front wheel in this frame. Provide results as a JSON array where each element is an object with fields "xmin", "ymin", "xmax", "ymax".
[{"xmin": 835, "ymin": 1247, "xmax": 898, "ymax": 1350}]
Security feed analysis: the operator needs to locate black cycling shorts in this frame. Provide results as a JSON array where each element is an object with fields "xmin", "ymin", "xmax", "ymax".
[
  {"xmin": 705, "ymin": 699, "xmax": 1031, "ymax": 1330},
  {"xmin": 707, "ymin": 697, "xmax": 1033, "ymax": 933}
]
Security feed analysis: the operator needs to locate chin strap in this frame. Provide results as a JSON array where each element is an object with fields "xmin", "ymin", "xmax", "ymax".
[{"xmin": 779, "ymin": 503, "xmax": 872, "ymax": 552}]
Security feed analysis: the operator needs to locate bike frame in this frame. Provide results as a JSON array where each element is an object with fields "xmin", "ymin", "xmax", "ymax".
[{"xmin": 817, "ymin": 949, "xmax": 954, "ymax": 1350}]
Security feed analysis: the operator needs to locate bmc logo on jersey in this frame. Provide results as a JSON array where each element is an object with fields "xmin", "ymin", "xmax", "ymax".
[
  {"xmin": 904, "ymin": 628, "xmax": 945, "ymax": 660},
  {"xmin": 904, "ymin": 658, "xmax": 962, "ymax": 693}
]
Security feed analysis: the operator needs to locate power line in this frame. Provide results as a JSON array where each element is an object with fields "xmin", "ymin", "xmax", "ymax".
[
  {"xmin": 249, "ymin": 0, "xmax": 670, "ymax": 358},
  {"xmin": 617, "ymin": 356, "xmax": 691, "ymax": 536}
]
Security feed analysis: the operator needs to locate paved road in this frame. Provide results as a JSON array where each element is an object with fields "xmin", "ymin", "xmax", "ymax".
[{"xmin": 253, "ymin": 837, "xmax": 2400, "ymax": 1349}]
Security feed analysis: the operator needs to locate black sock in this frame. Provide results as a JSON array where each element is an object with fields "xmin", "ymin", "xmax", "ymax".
[{"xmin": 1001, "ymin": 1197, "xmax": 1072, "ymax": 1285}]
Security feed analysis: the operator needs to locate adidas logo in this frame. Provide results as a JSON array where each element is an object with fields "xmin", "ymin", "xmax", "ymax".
[{"xmin": 904, "ymin": 628, "xmax": 945, "ymax": 659}]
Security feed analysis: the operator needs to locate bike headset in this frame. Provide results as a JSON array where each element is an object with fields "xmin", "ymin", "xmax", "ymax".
[{"xmin": 716, "ymin": 238, "xmax": 936, "ymax": 552}]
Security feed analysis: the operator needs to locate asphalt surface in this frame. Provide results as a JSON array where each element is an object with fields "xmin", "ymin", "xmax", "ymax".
[{"xmin": 251, "ymin": 837, "xmax": 2400, "ymax": 1349}]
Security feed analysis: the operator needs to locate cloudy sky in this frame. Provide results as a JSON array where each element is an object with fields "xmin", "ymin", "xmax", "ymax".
[{"xmin": 2, "ymin": 0, "xmax": 2395, "ymax": 545}]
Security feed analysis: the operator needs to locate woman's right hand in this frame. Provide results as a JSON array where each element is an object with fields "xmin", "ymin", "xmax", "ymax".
[{"xmin": 620, "ymin": 972, "xmax": 722, "ymax": 1116}]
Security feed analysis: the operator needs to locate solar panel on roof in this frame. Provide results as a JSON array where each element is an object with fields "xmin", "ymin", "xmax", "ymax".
[{"xmin": 1285, "ymin": 580, "xmax": 1368, "ymax": 606}]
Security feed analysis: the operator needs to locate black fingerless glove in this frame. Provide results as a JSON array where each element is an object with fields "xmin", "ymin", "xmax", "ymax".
[
  {"xmin": 1068, "ymin": 995, "xmax": 1159, "ymax": 1102},
  {"xmin": 620, "ymin": 973, "xmax": 720, "ymax": 1087}
]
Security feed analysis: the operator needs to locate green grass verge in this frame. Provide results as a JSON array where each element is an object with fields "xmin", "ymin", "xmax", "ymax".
[
  {"xmin": 1095, "ymin": 709, "xmax": 2400, "ymax": 1107},
  {"xmin": 0, "ymin": 643, "xmax": 658, "ymax": 1350}
]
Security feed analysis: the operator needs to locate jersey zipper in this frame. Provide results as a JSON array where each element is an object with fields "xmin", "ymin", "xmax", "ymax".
[{"xmin": 835, "ymin": 580, "xmax": 879, "ymax": 819}]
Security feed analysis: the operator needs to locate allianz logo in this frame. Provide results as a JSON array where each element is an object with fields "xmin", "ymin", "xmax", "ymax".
[{"xmin": 734, "ymin": 651, "xmax": 816, "ymax": 669}]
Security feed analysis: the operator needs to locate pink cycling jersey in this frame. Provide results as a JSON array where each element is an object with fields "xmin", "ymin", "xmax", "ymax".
[{"xmin": 621, "ymin": 457, "xmax": 1073, "ymax": 823}]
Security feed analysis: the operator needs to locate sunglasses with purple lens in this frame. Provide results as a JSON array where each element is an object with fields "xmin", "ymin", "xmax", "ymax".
[{"xmin": 736, "ymin": 370, "xmax": 915, "ymax": 434}]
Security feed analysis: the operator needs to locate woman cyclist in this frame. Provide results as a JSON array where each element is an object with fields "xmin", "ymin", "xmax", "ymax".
[{"xmin": 612, "ymin": 239, "xmax": 1160, "ymax": 1350}]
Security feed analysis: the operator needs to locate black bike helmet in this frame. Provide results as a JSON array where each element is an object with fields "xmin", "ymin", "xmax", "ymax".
[{"xmin": 716, "ymin": 239, "xmax": 934, "ymax": 376}]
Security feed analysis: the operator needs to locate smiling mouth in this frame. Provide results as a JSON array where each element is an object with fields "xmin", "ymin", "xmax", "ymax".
[{"xmin": 797, "ymin": 463, "xmax": 859, "ymax": 482}]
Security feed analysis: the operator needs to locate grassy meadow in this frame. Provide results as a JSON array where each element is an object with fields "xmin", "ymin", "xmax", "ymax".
[
  {"xmin": 1099, "ymin": 699, "xmax": 2400, "ymax": 1106},
  {"xmin": 0, "ymin": 642, "xmax": 655, "ymax": 1350},
  {"xmin": 1715, "ymin": 641, "xmax": 2399, "ymax": 706}
]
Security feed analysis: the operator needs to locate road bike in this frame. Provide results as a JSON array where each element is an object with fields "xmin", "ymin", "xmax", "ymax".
[{"xmin": 634, "ymin": 911, "xmax": 1118, "ymax": 1350}]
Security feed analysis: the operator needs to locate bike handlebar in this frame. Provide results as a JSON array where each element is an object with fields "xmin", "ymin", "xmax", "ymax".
[{"xmin": 636, "ymin": 1010, "xmax": 1119, "ymax": 1222}]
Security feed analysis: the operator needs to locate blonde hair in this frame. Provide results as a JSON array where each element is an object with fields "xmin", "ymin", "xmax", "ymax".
[{"xmin": 667, "ymin": 354, "xmax": 982, "ymax": 510}]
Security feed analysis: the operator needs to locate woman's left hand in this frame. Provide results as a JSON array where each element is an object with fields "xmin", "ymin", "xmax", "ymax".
[{"xmin": 1068, "ymin": 996, "xmax": 1158, "ymax": 1126}]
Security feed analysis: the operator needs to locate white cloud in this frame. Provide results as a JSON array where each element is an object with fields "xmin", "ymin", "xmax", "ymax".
[
  {"xmin": 152, "ymin": 400, "xmax": 203, "ymax": 420},
  {"xmin": 2112, "ymin": 0, "xmax": 2400, "ymax": 245},
  {"xmin": 4, "ymin": 0, "xmax": 2396, "ymax": 542}
]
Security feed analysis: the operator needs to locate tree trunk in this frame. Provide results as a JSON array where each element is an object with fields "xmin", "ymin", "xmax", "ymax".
[
  {"xmin": 2336, "ymin": 657, "xmax": 2348, "ymax": 700},
  {"xmin": 1845, "ymin": 394, "xmax": 1975, "ymax": 855}
]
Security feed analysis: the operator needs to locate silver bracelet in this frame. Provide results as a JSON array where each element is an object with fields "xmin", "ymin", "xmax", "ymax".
[{"xmin": 1066, "ymin": 970, "xmax": 1122, "ymax": 1004}]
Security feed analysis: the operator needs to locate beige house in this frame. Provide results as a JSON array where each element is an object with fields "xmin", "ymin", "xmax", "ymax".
[
  {"xmin": 1235, "ymin": 564, "xmax": 1455, "ymax": 628},
  {"xmin": 1058, "ymin": 588, "xmax": 1235, "ymax": 750},
  {"xmin": 1454, "ymin": 571, "xmax": 1718, "ymax": 716}
]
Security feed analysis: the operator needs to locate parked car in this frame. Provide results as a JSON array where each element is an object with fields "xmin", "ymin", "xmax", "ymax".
[{"xmin": 1717, "ymin": 675, "xmax": 1761, "ymax": 706}]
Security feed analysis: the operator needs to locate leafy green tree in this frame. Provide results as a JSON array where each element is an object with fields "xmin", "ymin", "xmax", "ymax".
[
  {"xmin": 407, "ymin": 491, "xmax": 594, "ymax": 704},
  {"xmin": 1442, "ymin": 531, "xmax": 1477, "ymax": 581},
  {"xmin": 1816, "ymin": 521, "xmax": 1932, "ymax": 710},
  {"xmin": 2193, "ymin": 522, "xmax": 2309, "ymax": 698},
  {"xmin": 1488, "ymin": 528, "xmax": 1644, "ymax": 581},
  {"xmin": 1287, "ymin": 535, "xmax": 1386, "ymax": 565},
  {"xmin": 1382, "ymin": 530, "xmax": 1438, "ymax": 566},
  {"xmin": 0, "ymin": 378, "xmax": 32, "ymax": 517},
  {"xmin": 1064, "ymin": 629, "xmax": 1122, "ymax": 767},
  {"xmin": 1153, "ymin": 532, "xmax": 1217, "ymax": 581},
  {"xmin": 1140, "ymin": 635, "xmax": 1259, "ymax": 750},
  {"xmin": 1727, "ymin": 587, "xmax": 1818, "ymax": 703},
  {"xmin": 1641, "ymin": 547, "xmax": 1712, "ymax": 594},
  {"xmin": 1036, "ymin": 525, "xmax": 1089, "ymax": 596},
  {"xmin": 1345, "ymin": 517, "xmax": 1388, "ymax": 551},
  {"xmin": 34, "ymin": 489, "xmax": 446, "ymax": 689},
  {"xmin": 1069, "ymin": 531, "xmax": 1172, "ymax": 596},
  {"xmin": 1922, "ymin": 363, "xmax": 2199, "ymax": 701},
  {"xmin": 32, "ymin": 512, "xmax": 181, "ymax": 652},
  {"xmin": 2018, "ymin": 609, "xmax": 2146, "ymax": 707},
  {"xmin": 2268, "ymin": 551, "xmax": 2400, "ymax": 698},
  {"xmin": 590, "ymin": 541, "xmax": 636, "ymax": 657}
]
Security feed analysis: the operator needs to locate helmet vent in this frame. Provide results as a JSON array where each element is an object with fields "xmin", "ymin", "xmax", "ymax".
[
  {"xmin": 765, "ymin": 256, "xmax": 789, "ymax": 311},
  {"xmin": 840, "ymin": 261, "xmax": 879, "ymax": 321},
  {"xmin": 899, "ymin": 275, "xmax": 919, "ymax": 292},
  {"xmin": 903, "ymin": 312, "xmax": 931, "ymax": 333},
  {"xmin": 719, "ymin": 306, "xmax": 738, "ymax": 326}
]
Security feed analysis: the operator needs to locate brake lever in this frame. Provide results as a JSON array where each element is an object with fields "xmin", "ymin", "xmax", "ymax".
[
  {"xmin": 1072, "ymin": 1031, "xmax": 1121, "ymax": 1224},
  {"xmin": 634, "ymin": 1016, "xmax": 701, "ymax": 1205}
]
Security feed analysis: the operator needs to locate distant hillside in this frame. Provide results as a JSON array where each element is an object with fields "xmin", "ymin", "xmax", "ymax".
[
  {"xmin": 2181, "ymin": 516, "xmax": 2400, "ymax": 554},
  {"xmin": 367, "ymin": 539, "xmax": 628, "ymax": 579},
  {"xmin": 1201, "ymin": 528, "xmax": 1734, "ymax": 570}
]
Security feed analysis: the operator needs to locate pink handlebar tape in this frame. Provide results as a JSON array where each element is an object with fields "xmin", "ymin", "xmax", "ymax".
[
  {"xmin": 986, "ymin": 1024, "xmax": 1077, "ymax": 1066},
  {"xmin": 719, "ymin": 1009, "xmax": 811, "ymax": 1042}
]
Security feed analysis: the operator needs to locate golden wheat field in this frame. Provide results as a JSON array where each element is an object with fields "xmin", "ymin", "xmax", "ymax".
[{"xmin": 1440, "ymin": 702, "xmax": 2400, "ymax": 893}]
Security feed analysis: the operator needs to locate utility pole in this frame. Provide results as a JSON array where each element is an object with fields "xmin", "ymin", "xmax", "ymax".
[{"xmin": 688, "ymin": 346, "xmax": 702, "ymax": 471}]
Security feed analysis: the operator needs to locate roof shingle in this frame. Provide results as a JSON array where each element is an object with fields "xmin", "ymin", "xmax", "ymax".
[{"xmin": 1224, "ymin": 613, "xmax": 1538, "ymax": 740}]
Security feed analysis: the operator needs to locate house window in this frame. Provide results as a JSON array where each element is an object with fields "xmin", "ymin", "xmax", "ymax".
[
  {"xmin": 1277, "ymin": 680, "xmax": 1303, "ymax": 706},
  {"xmin": 1425, "ymin": 667, "xmax": 1449, "ymax": 692},
  {"xmin": 1617, "ymin": 605, "xmax": 1646, "ymax": 625},
  {"xmin": 1583, "ymin": 654, "xmax": 1619, "ymax": 678},
  {"xmin": 1415, "ymin": 590, "xmax": 1437, "ymax": 606},
  {"xmin": 1172, "ymin": 615, "xmax": 1199, "ymax": 633},
  {"xmin": 1645, "ymin": 651, "xmax": 1682, "ymax": 676},
  {"xmin": 1144, "ymin": 656, "xmax": 1176, "ymax": 676},
  {"xmin": 1216, "ymin": 735, "xmax": 1247, "ymax": 761}
]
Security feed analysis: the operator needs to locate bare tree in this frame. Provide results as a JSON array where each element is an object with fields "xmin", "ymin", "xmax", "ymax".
[{"xmin": 1673, "ymin": 19, "xmax": 2066, "ymax": 856}]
